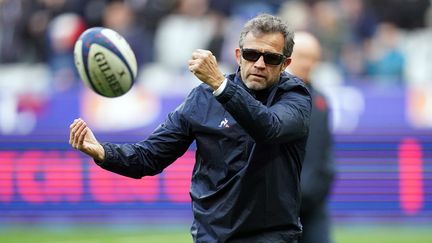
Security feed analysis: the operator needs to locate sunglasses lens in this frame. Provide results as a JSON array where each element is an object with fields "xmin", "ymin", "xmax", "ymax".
[
  {"xmin": 242, "ymin": 49, "xmax": 261, "ymax": 62},
  {"xmin": 241, "ymin": 49, "xmax": 284, "ymax": 65},
  {"xmin": 264, "ymin": 53, "xmax": 284, "ymax": 65}
]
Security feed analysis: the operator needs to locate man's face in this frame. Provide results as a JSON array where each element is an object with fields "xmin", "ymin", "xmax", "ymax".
[{"xmin": 236, "ymin": 32, "xmax": 291, "ymax": 90}]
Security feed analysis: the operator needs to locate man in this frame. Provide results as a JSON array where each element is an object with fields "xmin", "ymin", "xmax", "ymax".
[
  {"xmin": 287, "ymin": 32, "xmax": 335, "ymax": 243},
  {"xmin": 70, "ymin": 14, "xmax": 311, "ymax": 243}
]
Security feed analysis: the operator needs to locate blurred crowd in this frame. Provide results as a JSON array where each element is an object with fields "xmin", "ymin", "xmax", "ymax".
[{"xmin": 0, "ymin": 0, "xmax": 431, "ymax": 90}]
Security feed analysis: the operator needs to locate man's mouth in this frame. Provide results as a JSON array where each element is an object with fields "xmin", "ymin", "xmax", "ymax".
[{"xmin": 250, "ymin": 73, "xmax": 265, "ymax": 79}]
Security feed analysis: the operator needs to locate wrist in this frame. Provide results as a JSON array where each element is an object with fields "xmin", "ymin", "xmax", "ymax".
[
  {"xmin": 210, "ymin": 76, "xmax": 224, "ymax": 90},
  {"xmin": 94, "ymin": 143, "xmax": 105, "ymax": 161},
  {"xmin": 213, "ymin": 78, "xmax": 228, "ymax": 96}
]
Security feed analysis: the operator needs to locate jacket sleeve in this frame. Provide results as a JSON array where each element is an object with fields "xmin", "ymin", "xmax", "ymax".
[
  {"xmin": 95, "ymin": 96, "xmax": 195, "ymax": 179},
  {"xmin": 215, "ymin": 79, "xmax": 311, "ymax": 144}
]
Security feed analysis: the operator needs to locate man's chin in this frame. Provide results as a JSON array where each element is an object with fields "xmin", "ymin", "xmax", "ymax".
[{"xmin": 245, "ymin": 81, "xmax": 266, "ymax": 91}]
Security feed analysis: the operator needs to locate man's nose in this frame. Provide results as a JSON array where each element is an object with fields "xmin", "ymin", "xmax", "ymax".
[{"xmin": 254, "ymin": 56, "xmax": 266, "ymax": 68}]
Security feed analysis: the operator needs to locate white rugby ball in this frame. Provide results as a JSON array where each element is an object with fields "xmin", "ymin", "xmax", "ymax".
[{"xmin": 74, "ymin": 27, "xmax": 137, "ymax": 97}]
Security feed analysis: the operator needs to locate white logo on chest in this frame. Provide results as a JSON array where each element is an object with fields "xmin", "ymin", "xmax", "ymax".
[{"xmin": 218, "ymin": 118, "xmax": 230, "ymax": 128}]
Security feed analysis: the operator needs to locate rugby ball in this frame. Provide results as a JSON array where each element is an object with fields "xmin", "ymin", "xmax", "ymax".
[{"xmin": 74, "ymin": 27, "xmax": 137, "ymax": 97}]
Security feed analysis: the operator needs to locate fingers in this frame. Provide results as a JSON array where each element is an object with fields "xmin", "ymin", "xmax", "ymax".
[
  {"xmin": 188, "ymin": 59, "xmax": 197, "ymax": 73},
  {"xmin": 191, "ymin": 49, "xmax": 213, "ymax": 59},
  {"xmin": 77, "ymin": 127, "xmax": 88, "ymax": 148},
  {"xmin": 69, "ymin": 118, "xmax": 80, "ymax": 145},
  {"xmin": 189, "ymin": 49, "xmax": 216, "ymax": 73},
  {"xmin": 69, "ymin": 118, "xmax": 87, "ymax": 150}
]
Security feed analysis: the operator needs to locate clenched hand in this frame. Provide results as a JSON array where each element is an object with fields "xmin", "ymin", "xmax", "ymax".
[{"xmin": 188, "ymin": 49, "xmax": 225, "ymax": 90}]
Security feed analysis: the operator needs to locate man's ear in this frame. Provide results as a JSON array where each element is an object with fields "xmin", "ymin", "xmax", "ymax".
[
  {"xmin": 282, "ymin": 57, "xmax": 292, "ymax": 72},
  {"xmin": 235, "ymin": 48, "xmax": 242, "ymax": 66}
]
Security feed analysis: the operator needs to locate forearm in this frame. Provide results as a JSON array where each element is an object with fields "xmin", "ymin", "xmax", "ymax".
[
  {"xmin": 216, "ymin": 81, "xmax": 311, "ymax": 143},
  {"xmin": 95, "ymin": 142, "xmax": 149, "ymax": 179},
  {"xmin": 95, "ymin": 109, "xmax": 194, "ymax": 179}
]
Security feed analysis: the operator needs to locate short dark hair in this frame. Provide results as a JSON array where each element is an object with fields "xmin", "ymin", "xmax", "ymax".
[{"xmin": 239, "ymin": 14, "xmax": 295, "ymax": 57}]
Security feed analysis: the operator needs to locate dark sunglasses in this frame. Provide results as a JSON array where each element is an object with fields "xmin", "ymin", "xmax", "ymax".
[{"xmin": 241, "ymin": 48, "xmax": 286, "ymax": 65}]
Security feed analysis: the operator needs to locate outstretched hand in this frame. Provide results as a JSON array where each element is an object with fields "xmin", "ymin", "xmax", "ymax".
[
  {"xmin": 69, "ymin": 118, "xmax": 105, "ymax": 161},
  {"xmin": 188, "ymin": 49, "xmax": 225, "ymax": 90}
]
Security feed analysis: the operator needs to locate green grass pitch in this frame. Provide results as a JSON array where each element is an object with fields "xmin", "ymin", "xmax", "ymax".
[{"xmin": 0, "ymin": 224, "xmax": 431, "ymax": 243}]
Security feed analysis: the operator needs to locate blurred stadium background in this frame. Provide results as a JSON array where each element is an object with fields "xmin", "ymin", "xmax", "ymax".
[{"xmin": 0, "ymin": 0, "xmax": 431, "ymax": 242}]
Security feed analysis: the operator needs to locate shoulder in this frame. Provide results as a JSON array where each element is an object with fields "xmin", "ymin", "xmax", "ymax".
[
  {"xmin": 179, "ymin": 83, "xmax": 216, "ymax": 115},
  {"xmin": 278, "ymin": 71, "xmax": 311, "ymax": 95}
]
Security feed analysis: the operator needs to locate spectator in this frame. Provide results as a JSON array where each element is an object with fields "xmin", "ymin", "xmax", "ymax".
[
  {"xmin": 102, "ymin": 1, "xmax": 153, "ymax": 66},
  {"xmin": 364, "ymin": 22, "xmax": 405, "ymax": 84},
  {"xmin": 153, "ymin": 0, "xmax": 217, "ymax": 70}
]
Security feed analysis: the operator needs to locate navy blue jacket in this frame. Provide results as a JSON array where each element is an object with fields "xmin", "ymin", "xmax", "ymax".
[{"xmin": 97, "ymin": 71, "xmax": 311, "ymax": 242}]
